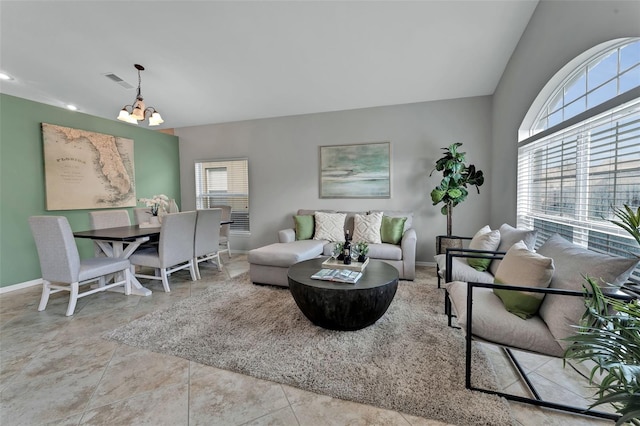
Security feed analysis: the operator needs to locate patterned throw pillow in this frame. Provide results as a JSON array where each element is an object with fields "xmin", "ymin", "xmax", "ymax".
[
  {"xmin": 493, "ymin": 241, "xmax": 555, "ymax": 319},
  {"xmin": 467, "ymin": 225, "xmax": 501, "ymax": 271},
  {"xmin": 293, "ymin": 215, "xmax": 314, "ymax": 240},
  {"xmin": 352, "ymin": 212, "xmax": 383, "ymax": 244},
  {"xmin": 313, "ymin": 212, "xmax": 347, "ymax": 242}
]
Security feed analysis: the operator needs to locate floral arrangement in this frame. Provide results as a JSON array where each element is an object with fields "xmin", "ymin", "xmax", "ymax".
[{"xmin": 139, "ymin": 194, "xmax": 169, "ymax": 216}]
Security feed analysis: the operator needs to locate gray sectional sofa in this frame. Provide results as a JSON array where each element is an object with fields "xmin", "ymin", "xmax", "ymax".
[{"xmin": 248, "ymin": 209, "xmax": 417, "ymax": 287}]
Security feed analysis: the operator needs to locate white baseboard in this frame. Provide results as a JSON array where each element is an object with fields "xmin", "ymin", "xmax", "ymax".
[
  {"xmin": 416, "ymin": 261, "xmax": 436, "ymax": 267},
  {"xmin": 0, "ymin": 278, "xmax": 42, "ymax": 294}
]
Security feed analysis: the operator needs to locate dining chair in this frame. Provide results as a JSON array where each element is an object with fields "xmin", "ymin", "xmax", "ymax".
[
  {"xmin": 88, "ymin": 210, "xmax": 131, "ymax": 256},
  {"xmin": 129, "ymin": 211, "xmax": 197, "ymax": 292},
  {"xmin": 210, "ymin": 204, "xmax": 232, "ymax": 257},
  {"xmin": 29, "ymin": 216, "xmax": 132, "ymax": 316},
  {"xmin": 133, "ymin": 207, "xmax": 153, "ymax": 225},
  {"xmin": 194, "ymin": 208, "xmax": 223, "ymax": 279}
]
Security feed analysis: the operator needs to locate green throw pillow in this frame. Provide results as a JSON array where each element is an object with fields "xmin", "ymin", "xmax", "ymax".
[
  {"xmin": 293, "ymin": 215, "xmax": 314, "ymax": 240},
  {"xmin": 380, "ymin": 216, "xmax": 406, "ymax": 245},
  {"xmin": 492, "ymin": 241, "xmax": 554, "ymax": 319},
  {"xmin": 466, "ymin": 225, "xmax": 500, "ymax": 271}
]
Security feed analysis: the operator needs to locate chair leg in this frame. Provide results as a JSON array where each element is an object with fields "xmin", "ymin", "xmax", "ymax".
[
  {"xmin": 160, "ymin": 268, "xmax": 171, "ymax": 292},
  {"xmin": 215, "ymin": 253, "xmax": 223, "ymax": 271},
  {"xmin": 194, "ymin": 259, "xmax": 202, "ymax": 280},
  {"xmin": 65, "ymin": 282, "xmax": 80, "ymax": 316},
  {"xmin": 188, "ymin": 260, "xmax": 197, "ymax": 282},
  {"xmin": 124, "ymin": 269, "xmax": 132, "ymax": 295},
  {"xmin": 38, "ymin": 280, "xmax": 52, "ymax": 312}
]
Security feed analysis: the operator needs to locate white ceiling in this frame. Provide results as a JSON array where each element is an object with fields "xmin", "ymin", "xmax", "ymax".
[{"xmin": 0, "ymin": 1, "xmax": 538, "ymax": 130}]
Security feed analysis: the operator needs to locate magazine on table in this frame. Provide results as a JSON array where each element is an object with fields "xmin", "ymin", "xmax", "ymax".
[{"xmin": 310, "ymin": 268, "xmax": 363, "ymax": 284}]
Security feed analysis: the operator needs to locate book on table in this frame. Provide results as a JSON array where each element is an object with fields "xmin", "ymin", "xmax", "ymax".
[{"xmin": 310, "ymin": 268, "xmax": 363, "ymax": 284}]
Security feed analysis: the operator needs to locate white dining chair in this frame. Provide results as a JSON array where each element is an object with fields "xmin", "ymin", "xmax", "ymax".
[
  {"xmin": 210, "ymin": 204, "xmax": 232, "ymax": 257},
  {"xmin": 194, "ymin": 208, "xmax": 223, "ymax": 279},
  {"xmin": 29, "ymin": 216, "xmax": 132, "ymax": 316},
  {"xmin": 129, "ymin": 211, "xmax": 197, "ymax": 292},
  {"xmin": 133, "ymin": 207, "xmax": 153, "ymax": 225},
  {"xmin": 88, "ymin": 210, "xmax": 131, "ymax": 256}
]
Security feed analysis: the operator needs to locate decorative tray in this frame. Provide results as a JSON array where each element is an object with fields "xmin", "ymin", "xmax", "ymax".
[{"xmin": 321, "ymin": 257, "xmax": 369, "ymax": 272}]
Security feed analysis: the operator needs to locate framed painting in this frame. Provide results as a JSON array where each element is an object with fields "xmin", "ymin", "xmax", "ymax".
[
  {"xmin": 42, "ymin": 123, "xmax": 136, "ymax": 210},
  {"xmin": 319, "ymin": 142, "xmax": 390, "ymax": 198}
]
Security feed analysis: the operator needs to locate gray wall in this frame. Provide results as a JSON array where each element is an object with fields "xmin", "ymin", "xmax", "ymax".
[
  {"xmin": 176, "ymin": 96, "xmax": 493, "ymax": 264},
  {"xmin": 490, "ymin": 0, "xmax": 640, "ymax": 227}
]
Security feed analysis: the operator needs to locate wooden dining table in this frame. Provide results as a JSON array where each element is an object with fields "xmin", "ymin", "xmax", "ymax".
[
  {"xmin": 74, "ymin": 225, "xmax": 160, "ymax": 296},
  {"xmin": 73, "ymin": 220, "xmax": 234, "ymax": 296}
]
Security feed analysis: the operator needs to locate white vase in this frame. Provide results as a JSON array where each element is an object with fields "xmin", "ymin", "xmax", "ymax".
[
  {"xmin": 149, "ymin": 216, "xmax": 160, "ymax": 226},
  {"xmin": 168, "ymin": 199, "xmax": 179, "ymax": 214}
]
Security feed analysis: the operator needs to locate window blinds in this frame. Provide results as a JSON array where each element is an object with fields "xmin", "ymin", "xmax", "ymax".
[
  {"xmin": 195, "ymin": 158, "xmax": 250, "ymax": 232},
  {"xmin": 518, "ymin": 98, "xmax": 640, "ymax": 284}
]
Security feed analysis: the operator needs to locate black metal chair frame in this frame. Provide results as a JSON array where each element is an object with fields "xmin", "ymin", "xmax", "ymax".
[
  {"xmin": 443, "ymin": 250, "xmax": 624, "ymax": 422},
  {"xmin": 443, "ymin": 248, "xmax": 504, "ymax": 326},
  {"xmin": 435, "ymin": 235, "xmax": 471, "ymax": 288}
]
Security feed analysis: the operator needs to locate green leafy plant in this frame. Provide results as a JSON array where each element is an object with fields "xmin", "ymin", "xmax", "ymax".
[
  {"xmin": 355, "ymin": 241, "xmax": 369, "ymax": 262},
  {"xmin": 610, "ymin": 204, "xmax": 640, "ymax": 248},
  {"xmin": 429, "ymin": 143, "xmax": 484, "ymax": 235},
  {"xmin": 563, "ymin": 276, "xmax": 640, "ymax": 425}
]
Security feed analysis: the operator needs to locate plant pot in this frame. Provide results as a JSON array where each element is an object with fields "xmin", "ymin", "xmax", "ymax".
[
  {"xmin": 358, "ymin": 255, "xmax": 367, "ymax": 263},
  {"xmin": 149, "ymin": 216, "xmax": 160, "ymax": 226},
  {"xmin": 436, "ymin": 235, "xmax": 463, "ymax": 255}
]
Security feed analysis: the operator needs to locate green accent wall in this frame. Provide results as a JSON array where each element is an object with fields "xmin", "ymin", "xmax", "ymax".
[{"xmin": 0, "ymin": 94, "xmax": 180, "ymax": 287}]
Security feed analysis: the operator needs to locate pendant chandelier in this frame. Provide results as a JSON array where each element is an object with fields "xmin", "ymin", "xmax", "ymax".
[{"xmin": 117, "ymin": 64, "xmax": 164, "ymax": 126}]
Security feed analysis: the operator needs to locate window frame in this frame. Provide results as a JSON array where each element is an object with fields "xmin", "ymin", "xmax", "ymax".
[{"xmin": 517, "ymin": 38, "xmax": 640, "ymax": 285}]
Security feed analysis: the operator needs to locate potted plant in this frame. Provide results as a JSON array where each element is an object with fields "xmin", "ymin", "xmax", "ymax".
[
  {"xmin": 355, "ymin": 241, "xmax": 369, "ymax": 263},
  {"xmin": 563, "ymin": 277, "xmax": 640, "ymax": 425},
  {"xmin": 563, "ymin": 204, "xmax": 640, "ymax": 425},
  {"xmin": 429, "ymin": 143, "xmax": 484, "ymax": 251}
]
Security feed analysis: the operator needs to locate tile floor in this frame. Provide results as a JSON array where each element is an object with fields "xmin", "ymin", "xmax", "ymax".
[{"xmin": 0, "ymin": 256, "xmax": 616, "ymax": 425}]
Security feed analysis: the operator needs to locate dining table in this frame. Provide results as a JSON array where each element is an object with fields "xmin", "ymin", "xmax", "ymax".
[
  {"xmin": 73, "ymin": 220, "xmax": 234, "ymax": 296},
  {"xmin": 74, "ymin": 225, "xmax": 159, "ymax": 296}
]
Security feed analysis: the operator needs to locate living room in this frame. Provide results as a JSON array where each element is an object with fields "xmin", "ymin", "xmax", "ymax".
[{"xmin": 1, "ymin": 1, "xmax": 639, "ymax": 425}]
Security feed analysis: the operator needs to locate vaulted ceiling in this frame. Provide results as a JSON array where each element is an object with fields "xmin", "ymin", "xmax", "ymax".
[{"xmin": 0, "ymin": 1, "xmax": 538, "ymax": 129}]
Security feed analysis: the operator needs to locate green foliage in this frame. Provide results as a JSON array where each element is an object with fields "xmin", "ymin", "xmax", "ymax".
[
  {"xmin": 355, "ymin": 241, "xmax": 369, "ymax": 256},
  {"xmin": 429, "ymin": 143, "xmax": 484, "ymax": 233},
  {"xmin": 563, "ymin": 277, "xmax": 640, "ymax": 425},
  {"xmin": 610, "ymin": 204, "xmax": 640, "ymax": 248}
]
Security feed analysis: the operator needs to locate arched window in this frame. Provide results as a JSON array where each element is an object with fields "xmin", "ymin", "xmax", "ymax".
[{"xmin": 517, "ymin": 38, "xmax": 640, "ymax": 285}]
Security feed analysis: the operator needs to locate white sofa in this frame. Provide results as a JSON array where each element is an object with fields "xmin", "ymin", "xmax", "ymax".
[{"xmin": 248, "ymin": 209, "xmax": 417, "ymax": 287}]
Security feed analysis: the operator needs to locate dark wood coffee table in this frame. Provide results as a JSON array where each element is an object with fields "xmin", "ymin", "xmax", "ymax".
[{"xmin": 287, "ymin": 258, "xmax": 399, "ymax": 331}]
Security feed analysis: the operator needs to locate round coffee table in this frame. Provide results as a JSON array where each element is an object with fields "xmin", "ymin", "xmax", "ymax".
[{"xmin": 287, "ymin": 258, "xmax": 399, "ymax": 331}]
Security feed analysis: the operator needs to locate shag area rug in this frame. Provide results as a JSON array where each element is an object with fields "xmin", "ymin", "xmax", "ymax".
[{"xmin": 105, "ymin": 269, "xmax": 512, "ymax": 425}]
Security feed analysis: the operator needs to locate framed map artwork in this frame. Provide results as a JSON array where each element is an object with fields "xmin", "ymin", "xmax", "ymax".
[
  {"xmin": 319, "ymin": 142, "xmax": 390, "ymax": 198},
  {"xmin": 42, "ymin": 123, "xmax": 136, "ymax": 210}
]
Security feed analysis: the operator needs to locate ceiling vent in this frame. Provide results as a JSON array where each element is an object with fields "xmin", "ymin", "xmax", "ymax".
[{"xmin": 104, "ymin": 73, "xmax": 134, "ymax": 89}]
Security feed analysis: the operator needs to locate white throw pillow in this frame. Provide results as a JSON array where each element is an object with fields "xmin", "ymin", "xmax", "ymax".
[
  {"xmin": 352, "ymin": 212, "xmax": 383, "ymax": 244},
  {"xmin": 313, "ymin": 212, "xmax": 347, "ymax": 242},
  {"xmin": 467, "ymin": 225, "xmax": 501, "ymax": 271},
  {"xmin": 493, "ymin": 240, "xmax": 555, "ymax": 319}
]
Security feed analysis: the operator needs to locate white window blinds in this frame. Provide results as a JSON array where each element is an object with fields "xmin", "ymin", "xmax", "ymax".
[
  {"xmin": 518, "ymin": 98, "xmax": 640, "ymax": 284},
  {"xmin": 195, "ymin": 158, "xmax": 249, "ymax": 232}
]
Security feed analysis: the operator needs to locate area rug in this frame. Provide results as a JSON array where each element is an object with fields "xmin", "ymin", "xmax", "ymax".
[{"xmin": 105, "ymin": 269, "xmax": 513, "ymax": 425}]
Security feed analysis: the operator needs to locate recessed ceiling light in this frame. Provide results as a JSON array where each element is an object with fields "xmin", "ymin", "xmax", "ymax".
[
  {"xmin": 0, "ymin": 72, "xmax": 13, "ymax": 80},
  {"xmin": 66, "ymin": 104, "xmax": 78, "ymax": 111}
]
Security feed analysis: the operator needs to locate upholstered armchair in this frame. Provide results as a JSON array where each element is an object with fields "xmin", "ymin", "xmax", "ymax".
[{"xmin": 444, "ymin": 233, "xmax": 639, "ymax": 421}]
